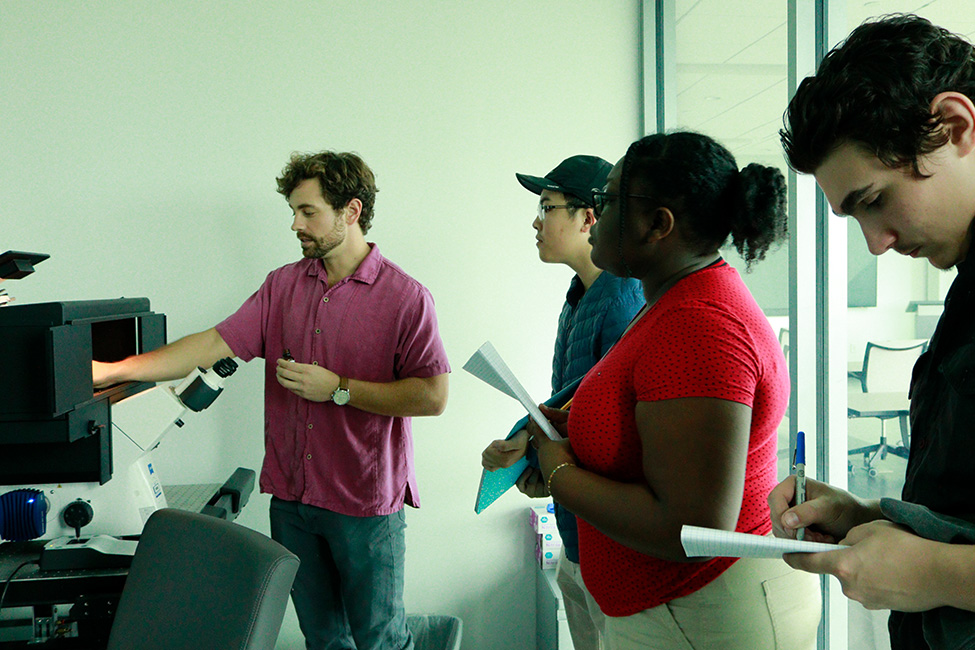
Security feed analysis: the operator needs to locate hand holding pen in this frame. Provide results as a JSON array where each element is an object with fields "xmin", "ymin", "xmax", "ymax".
[
  {"xmin": 770, "ymin": 428, "xmax": 881, "ymax": 544},
  {"xmin": 793, "ymin": 430, "xmax": 806, "ymax": 541}
]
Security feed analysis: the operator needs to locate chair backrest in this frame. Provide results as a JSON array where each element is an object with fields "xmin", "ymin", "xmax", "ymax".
[
  {"xmin": 106, "ymin": 508, "xmax": 299, "ymax": 650},
  {"xmin": 861, "ymin": 339, "xmax": 927, "ymax": 393}
]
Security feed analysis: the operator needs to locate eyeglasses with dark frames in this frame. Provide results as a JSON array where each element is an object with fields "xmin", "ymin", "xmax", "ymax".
[
  {"xmin": 536, "ymin": 202, "xmax": 586, "ymax": 222},
  {"xmin": 590, "ymin": 189, "xmax": 655, "ymax": 217}
]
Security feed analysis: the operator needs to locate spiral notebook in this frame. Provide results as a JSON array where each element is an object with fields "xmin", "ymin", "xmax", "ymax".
[{"xmin": 680, "ymin": 525, "xmax": 839, "ymax": 559}]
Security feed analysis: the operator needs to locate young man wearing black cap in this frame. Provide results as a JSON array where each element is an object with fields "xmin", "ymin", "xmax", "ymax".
[{"xmin": 482, "ymin": 155, "xmax": 644, "ymax": 650}]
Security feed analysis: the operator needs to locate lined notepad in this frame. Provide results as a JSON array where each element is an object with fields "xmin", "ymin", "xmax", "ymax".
[
  {"xmin": 681, "ymin": 525, "xmax": 839, "ymax": 559},
  {"xmin": 463, "ymin": 341, "xmax": 561, "ymax": 441}
]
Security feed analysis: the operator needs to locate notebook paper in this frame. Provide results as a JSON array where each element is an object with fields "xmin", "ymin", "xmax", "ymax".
[
  {"xmin": 681, "ymin": 525, "xmax": 839, "ymax": 559},
  {"xmin": 462, "ymin": 341, "xmax": 561, "ymax": 441}
]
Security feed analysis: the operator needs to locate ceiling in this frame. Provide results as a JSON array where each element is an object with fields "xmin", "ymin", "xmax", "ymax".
[{"xmin": 672, "ymin": 0, "xmax": 975, "ymax": 169}]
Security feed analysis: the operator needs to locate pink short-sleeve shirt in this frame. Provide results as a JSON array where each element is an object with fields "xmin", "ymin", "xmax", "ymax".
[{"xmin": 216, "ymin": 244, "xmax": 450, "ymax": 516}]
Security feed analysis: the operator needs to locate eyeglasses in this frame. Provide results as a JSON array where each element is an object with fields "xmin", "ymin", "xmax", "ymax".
[
  {"xmin": 590, "ymin": 190, "xmax": 656, "ymax": 216},
  {"xmin": 536, "ymin": 203, "xmax": 584, "ymax": 222}
]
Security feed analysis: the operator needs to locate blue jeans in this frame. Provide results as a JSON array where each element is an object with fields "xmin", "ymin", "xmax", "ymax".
[{"xmin": 269, "ymin": 498, "xmax": 413, "ymax": 650}]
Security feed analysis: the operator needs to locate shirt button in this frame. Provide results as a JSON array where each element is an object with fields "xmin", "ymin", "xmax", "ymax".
[
  {"xmin": 315, "ymin": 328, "xmax": 321, "ymax": 334},
  {"xmin": 307, "ymin": 423, "xmax": 313, "ymax": 429},
  {"xmin": 312, "ymin": 361, "xmax": 318, "ymax": 365},
  {"xmin": 306, "ymin": 454, "xmax": 312, "ymax": 460},
  {"xmin": 323, "ymin": 297, "xmax": 329, "ymax": 303}
]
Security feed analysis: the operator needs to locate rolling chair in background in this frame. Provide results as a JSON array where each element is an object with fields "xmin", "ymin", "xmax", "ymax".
[
  {"xmin": 848, "ymin": 339, "xmax": 927, "ymax": 476},
  {"xmin": 106, "ymin": 508, "xmax": 299, "ymax": 650},
  {"xmin": 778, "ymin": 328, "xmax": 790, "ymax": 366},
  {"xmin": 777, "ymin": 328, "xmax": 792, "ymax": 466}
]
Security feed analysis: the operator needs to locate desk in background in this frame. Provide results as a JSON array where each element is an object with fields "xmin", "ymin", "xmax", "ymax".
[
  {"xmin": 0, "ymin": 540, "xmax": 128, "ymax": 648},
  {"xmin": 847, "ymin": 391, "xmax": 910, "ymax": 421}
]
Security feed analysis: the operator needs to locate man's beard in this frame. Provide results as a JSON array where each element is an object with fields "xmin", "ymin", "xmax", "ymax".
[{"xmin": 299, "ymin": 218, "xmax": 346, "ymax": 259}]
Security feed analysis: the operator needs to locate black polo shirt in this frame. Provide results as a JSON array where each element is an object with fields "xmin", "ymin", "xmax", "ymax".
[{"xmin": 889, "ymin": 257, "xmax": 975, "ymax": 650}]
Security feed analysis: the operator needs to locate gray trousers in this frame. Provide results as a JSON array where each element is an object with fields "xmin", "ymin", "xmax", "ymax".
[{"xmin": 269, "ymin": 497, "xmax": 413, "ymax": 650}]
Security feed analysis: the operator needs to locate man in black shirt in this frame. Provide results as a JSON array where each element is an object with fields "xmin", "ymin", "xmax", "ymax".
[{"xmin": 768, "ymin": 14, "xmax": 975, "ymax": 650}]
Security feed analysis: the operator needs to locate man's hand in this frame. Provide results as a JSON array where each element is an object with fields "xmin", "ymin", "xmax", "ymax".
[
  {"xmin": 482, "ymin": 429, "xmax": 529, "ymax": 471},
  {"xmin": 275, "ymin": 358, "xmax": 339, "ymax": 402},
  {"xmin": 91, "ymin": 328, "xmax": 234, "ymax": 389},
  {"xmin": 92, "ymin": 360, "xmax": 121, "ymax": 389},
  {"xmin": 785, "ymin": 520, "xmax": 950, "ymax": 612},
  {"xmin": 768, "ymin": 475, "xmax": 879, "ymax": 543}
]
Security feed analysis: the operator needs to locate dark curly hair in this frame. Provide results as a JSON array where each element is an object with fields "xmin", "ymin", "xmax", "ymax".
[
  {"xmin": 276, "ymin": 151, "xmax": 378, "ymax": 234},
  {"xmin": 781, "ymin": 14, "xmax": 975, "ymax": 175},
  {"xmin": 618, "ymin": 131, "xmax": 787, "ymax": 269}
]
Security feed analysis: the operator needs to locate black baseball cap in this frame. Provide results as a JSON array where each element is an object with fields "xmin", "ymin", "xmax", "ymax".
[{"xmin": 516, "ymin": 155, "xmax": 612, "ymax": 207}]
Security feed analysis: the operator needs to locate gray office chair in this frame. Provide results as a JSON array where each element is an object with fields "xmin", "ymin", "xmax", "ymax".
[
  {"xmin": 848, "ymin": 339, "xmax": 927, "ymax": 475},
  {"xmin": 106, "ymin": 508, "xmax": 299, "ymax": 650}
]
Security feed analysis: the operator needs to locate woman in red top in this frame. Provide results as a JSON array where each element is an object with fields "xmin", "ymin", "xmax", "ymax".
[{"xmin": 530, "ymin": 132, "xmax": 821, "ymax": 649}]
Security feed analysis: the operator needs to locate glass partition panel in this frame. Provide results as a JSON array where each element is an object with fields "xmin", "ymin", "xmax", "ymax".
[
  {"xmin": 673, "ymin": 0, "xmax": 792, "ymax": 476},
  {"xmin": 667, "ymin": 3, "xmax": 969, "ymax": 648}
]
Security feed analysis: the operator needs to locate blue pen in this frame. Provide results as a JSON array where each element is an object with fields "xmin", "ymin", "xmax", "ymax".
[{"xmin": 793, "ymin": 430, "xmax": 806, "ymax": 541}]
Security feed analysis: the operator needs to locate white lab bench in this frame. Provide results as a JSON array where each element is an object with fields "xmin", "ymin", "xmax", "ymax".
[{"xmin": 536, "ymin": 565, "xmax": 572, "ymax": 650}]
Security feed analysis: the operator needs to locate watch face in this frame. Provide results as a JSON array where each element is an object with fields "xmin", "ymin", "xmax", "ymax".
[{"xmin": 333, "ymin": 389, "xmax": 350, "ymax": 406}]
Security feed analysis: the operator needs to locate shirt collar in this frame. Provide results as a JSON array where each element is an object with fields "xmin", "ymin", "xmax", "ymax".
[
  {"xmin": 566, "ymin": 270, "xmax": 622, "ymax": 307},
  {"xmin": 957, "ymin": 255, "xmax": 973, "ymax": 278},
  {"xmin": 302, "ymin": 243, "xmax": 383, "ymax": 285},
  {"xmin": 565, "ymin": 274, "xmax": 586, "ymax": 307}
]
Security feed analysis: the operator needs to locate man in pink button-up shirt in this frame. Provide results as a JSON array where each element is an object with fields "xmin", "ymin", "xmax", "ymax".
[{"xmin": 94, "ymin": 151, "xmax": 450, "ymax": 650}]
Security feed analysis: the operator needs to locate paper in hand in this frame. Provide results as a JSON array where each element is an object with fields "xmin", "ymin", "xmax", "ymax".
[
  {"xmin": 681, "ymin": 525, "xmax": 839, "ymax": 559},
  {"xmin": 463, "ymin": 341, "xmax": 561, "ymax": 441}
]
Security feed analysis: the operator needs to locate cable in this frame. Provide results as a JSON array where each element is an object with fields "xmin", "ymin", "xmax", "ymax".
[{"xmin": 0, "ymin": 559, "xmax": 39, "ymax": 612}]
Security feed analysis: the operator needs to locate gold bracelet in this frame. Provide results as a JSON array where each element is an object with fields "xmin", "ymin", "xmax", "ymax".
[{"xmin": 546, "ymin": 462, "xmax": 576, "ymax": 494}]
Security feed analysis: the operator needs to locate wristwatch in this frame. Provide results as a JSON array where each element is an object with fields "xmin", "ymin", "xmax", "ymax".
[{"xmin": 331, "ymin": 376, "xmax": 351, "ymax": 406}]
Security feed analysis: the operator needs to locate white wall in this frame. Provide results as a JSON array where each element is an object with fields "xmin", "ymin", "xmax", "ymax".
[{"xmin": 1, "ymin": 2, "xmax": 641, "ymax": 649}]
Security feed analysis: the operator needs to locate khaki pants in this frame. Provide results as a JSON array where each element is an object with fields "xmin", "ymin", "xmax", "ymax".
[
  {"xmin": 604, "ymin": 558, "xmax": 821, "ymax": 650},
  {"xmin": 557, "ymin": 547, "xmax": 606, "ymax": 650}
]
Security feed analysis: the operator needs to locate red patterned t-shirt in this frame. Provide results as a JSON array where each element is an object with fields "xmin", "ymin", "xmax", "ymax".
[{"xmin": 568, "ymin": 261, "xmax": 787, "ymax": 617}]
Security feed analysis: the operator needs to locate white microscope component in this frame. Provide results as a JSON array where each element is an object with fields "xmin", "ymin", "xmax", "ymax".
[{"xmin": 0, "ymin": 359, "xmax": 238, "ymax": 543}]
